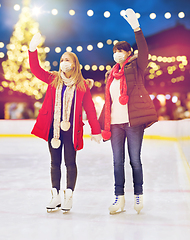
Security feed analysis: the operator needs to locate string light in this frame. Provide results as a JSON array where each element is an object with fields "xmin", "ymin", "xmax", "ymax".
[
  {"xmin": 84, "ymin": 64, "xmax": 90, "ymax": 70},
  {"xmin": 76, "ymin": 46, "xmax": 83, "ymax": 52},
  {"xmin": 0, "ymin": 42, "xmax": 4, "ymax": 48},
  {"xmin": 99, "ymin": 65, "xmax": 105, "ymax": 71},
  {"xmin": 87, "ymin": 10, "xmax": 94, "ymax": 17},
  {"xmin": 165, "ymin": 94, "xmax": 171, "ymax": 100},
  {"xmin": 0, "ymin": 52, "xmax": 5, "ymax": 58},
  {"xmin": 14, "ymin": 4, "xmax": 20, "ymax": 11},
  {"xmin": 53, "ymin": 61, "xmax": 58, "ymax": 66},
  {"xmin": 44, "ymin": 47, "xmax": 50, "ymax": 53},
  {"xmin": 66, "ymin": 47, "xmax": 72, "ymax": 52},
  {"xmin": 92, "ymin": 65, "xmax": 98, "ymax": 71},
  {"xmin": 66, "ymin": 46, "xmax": 72, "ymax": 52},
  {"xmin": 55, "ymin": 47, "xmax": 61, "ymax": 53},
  {"xmin": 94, "ymin": 81, "xmax": 102, "ymax": 87},
  {"xmin": 21, "ymin": 45, "xmax": 28, "ymax": 51},
  {"xmin": 104, "ymin": 11, "xmax": 110, "ymax": 18},
  {"xmin": 69, "ymin": 10, "xmax": 75, "ymax": 16},
  {"xmin": 147, "ymin": 54, "xmax": 188, "ymax": 83},
  {"xmin": 51, "ymin": 8, "xmax": 58, "ymax": 16},
  {"xmin": 44, "ymin": 61, "xmax": 50, "ymax": 67},
  {"xmin": 106, "ymin": 65, "xmax": 112, "ymax": 71},
  {"xmin": 178, "ymin": 12, "xmax": 185, "ymax": 18},
  {"xmin": 97, "ymin": 42, "xmax": 103, "ymax": 48},
  {"xmin": 87, "ymin": 45, "xmax": 93, "ymax": 51},
  {"xmin": 164, "ymin": 12, "xmax": 171, "ymax": 19},
  {"xmin": 10, "ymin": 5, "xmax": 187, "ymax": 21},
  {"xmin": 32, "ymin": 7, "xmax": 41, "ymax": 16},
  {"xmin": 156, "ymin": 70, "xmax": 162, "ymax": 76},
  {"xmin": 150, "ymin": 13, "xmax": 156, "ymax": 19},
  {"xmin": 51, "ymin": 9, "xmax": 58, "ymax": 15},
  {"xmin": 106, "ymin": 39, "xmax": 112, "ymax": 45},
  {"xmin": 172, "ymin": 96, "xmax": 178, "ymax": 103}
]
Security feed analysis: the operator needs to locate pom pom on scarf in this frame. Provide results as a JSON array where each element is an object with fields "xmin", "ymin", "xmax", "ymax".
[
  {"xmin": 60, "ymin": 121, "xmax": 70, "ymax": 131},
  {"xmin": 51, "ymin": 138, "xmax": 61, "ymax": 149},
  {"xmin": 119, "ymin": 95, "xmax": 129, "ymax": 105}
]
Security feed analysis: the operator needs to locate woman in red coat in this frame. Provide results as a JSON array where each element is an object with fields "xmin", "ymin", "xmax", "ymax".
[{"xmin": 29, "ymin": 33, "xmax": 101, "ymax": 213}]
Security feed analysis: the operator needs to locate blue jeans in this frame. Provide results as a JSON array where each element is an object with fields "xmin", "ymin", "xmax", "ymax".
[{"xmin": 110, "ymin": 123, "xmax": 144, "ymax": 195}]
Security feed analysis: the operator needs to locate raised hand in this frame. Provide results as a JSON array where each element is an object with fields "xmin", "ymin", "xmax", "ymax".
[
  {"xmin": 29, "ymin": 32, "xmax": 42, "ymax": 52},
  {"xmin": 122, "ymin": 8, "xmax": 140, "ymax": 30}
]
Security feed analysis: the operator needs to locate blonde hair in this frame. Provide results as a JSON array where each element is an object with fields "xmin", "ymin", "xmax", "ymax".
[{"xmin": 50, "ymin": 52, "xmax": 86, "ymax": 91}]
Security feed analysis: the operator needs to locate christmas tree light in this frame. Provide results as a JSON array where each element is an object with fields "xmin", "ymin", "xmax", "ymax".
[{"xmin": 2, "ymin": 0, "xmax": 50, "ymax": 100}]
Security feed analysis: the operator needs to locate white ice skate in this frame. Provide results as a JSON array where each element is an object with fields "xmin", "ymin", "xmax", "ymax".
[
  {"xmin": 62, "ymin": 189, "xmax": 73, "ymax": 213},
  {"xmin": 46, "ymin": 188, "xmax": 61, "ymax": 213},
  {"xmin": 134, "ymin": 194, "xmax": 143, "ymax": 214},
  {"xmin": 109, "ymin": 195, "xmax": 125, "ymax": 214}
]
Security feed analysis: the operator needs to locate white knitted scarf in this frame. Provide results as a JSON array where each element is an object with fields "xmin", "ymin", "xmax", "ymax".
[{"xmin": 51, "ymin": 72, "xmax": 76, "ymax": 149}]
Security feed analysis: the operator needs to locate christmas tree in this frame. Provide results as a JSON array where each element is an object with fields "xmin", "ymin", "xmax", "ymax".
[{"xmin": 2, "ymin": 0, "xmax": 50, "ymax": 100}]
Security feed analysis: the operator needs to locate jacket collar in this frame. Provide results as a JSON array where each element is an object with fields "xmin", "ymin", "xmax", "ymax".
[{"xmin": 128, "ymin": 54, "xmax": 138, "ymax": 62}]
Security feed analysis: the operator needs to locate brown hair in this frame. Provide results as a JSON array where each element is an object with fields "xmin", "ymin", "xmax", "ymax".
[
  {"xmin": 113, "ymin": 41, "xmax": 132, "ymax": 54},
  {"xmin": 50, "ymin": 52, "xmax": 86, "ymax": 91}
]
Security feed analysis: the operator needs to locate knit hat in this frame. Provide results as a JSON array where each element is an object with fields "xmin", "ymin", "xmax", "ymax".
[{"xmin": 102, "ymin": 57, "xmax": 131, "ymax": 141}]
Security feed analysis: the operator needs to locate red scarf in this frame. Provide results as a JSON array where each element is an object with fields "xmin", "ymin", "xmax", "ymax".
[{"xmin": 102, "ymin": 56, "xmax": 131, "ymax": 141}]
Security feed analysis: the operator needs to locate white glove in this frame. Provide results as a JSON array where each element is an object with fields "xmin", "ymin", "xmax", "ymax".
[
  {"xmin": 91, "ymin": 134, "xmax": 102, "ymax": 144},
  {"xmin": 85, "ymin": 79, "xmax": 94, "ymax": 89},
  {"xmin": 122, "ymin": 8, "xmax": 140, "ymax": 30},
  {"xmin": 29, "ymin": 33, "xmax": 41, "ymax": 52}
]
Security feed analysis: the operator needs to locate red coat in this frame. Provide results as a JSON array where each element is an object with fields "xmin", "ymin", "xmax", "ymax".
[{"xmin": 29, "ymin": 50, "xmax": 101, "ymax": 150}]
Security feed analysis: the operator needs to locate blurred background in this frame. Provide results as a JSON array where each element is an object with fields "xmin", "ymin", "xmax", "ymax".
[{"xmin": 0, "ymin": 0, "xmax": 190, "ymax": 121}]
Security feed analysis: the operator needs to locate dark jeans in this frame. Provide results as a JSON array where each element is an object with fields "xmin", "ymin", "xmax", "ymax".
[
  {"xmin": 48, "ymin": 126, "xmax": 77, "ymax": 192},
  {"xmin": 110, "ymin": 123, "xmax": 144, "ymax": 195}
]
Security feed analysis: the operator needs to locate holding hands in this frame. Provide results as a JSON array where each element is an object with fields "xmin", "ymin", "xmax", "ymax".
[
  {"xmin": 91, "ymin": 134, "xmax": 102, "ymax": 144},
  {"xmin": 122, "ymin": 8, "xmax": 140, "ymax": 30},
  {"xmin": 29, "ymin": 32, "xmax": 42, "ymax": 52}
]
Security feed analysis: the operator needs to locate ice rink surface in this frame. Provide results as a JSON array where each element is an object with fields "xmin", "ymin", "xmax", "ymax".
[{"xmin": 0, "ymin": 136, "xmax": 190, "ymax": 240}]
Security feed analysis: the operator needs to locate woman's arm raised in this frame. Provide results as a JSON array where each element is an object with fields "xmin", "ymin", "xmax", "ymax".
[{"xmin": 28, "ymin": 33, "xmax": 52, "ymax": 84}]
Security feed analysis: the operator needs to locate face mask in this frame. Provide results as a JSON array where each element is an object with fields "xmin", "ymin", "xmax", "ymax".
[
  {"xmin": 113, "ymin": 52, "xmax": 126, "ymax": 63},
  {"xmin": 60, "ymin": 61, "xmax": 72, "ymax": 72}
]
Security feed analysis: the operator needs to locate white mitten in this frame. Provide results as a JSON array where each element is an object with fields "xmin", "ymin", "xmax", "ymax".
[
  {"xmin": 122, "ymin": 8, "xmax": 140, "ymax": 30},
  {"xmin": 85, "ymin": 79, "xmax": 94, "ymax": 89},
  {"xmin": 91, "ymin": 134, "xmax": 102, "ymax": 144},
  {"xmin": 29, "ymin": 33, "xmax": 42, "ymax": 52}
]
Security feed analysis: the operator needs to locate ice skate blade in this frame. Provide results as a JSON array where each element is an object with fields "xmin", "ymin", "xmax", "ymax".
[
  {"xmin": 109, "ymin": 209, "xmax": 126, "ymax": 215},
  {"xmin": 46, "ymin": 207, "xmax": 61, "ymax": 213},
  {"xmin": 134, "ymin": 206, "xmax": 143, "ymax": 214},
  {"xmin": 62, "ymin": 209, "xmax": 71, "ymax": 214},
  {"xmin": 135, "ymin": 209, "xmax": 142, "ymax": 214}
]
